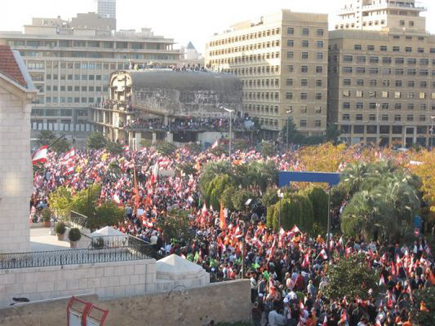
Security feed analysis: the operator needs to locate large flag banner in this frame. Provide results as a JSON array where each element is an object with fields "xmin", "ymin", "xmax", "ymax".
[{"xmin": 32, "ymin": 145, "xmax": 48, "ymax": 165}]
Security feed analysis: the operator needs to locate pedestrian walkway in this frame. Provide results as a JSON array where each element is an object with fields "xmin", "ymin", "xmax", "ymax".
[{"xmin": 30, "ymin": 227, "xmax": 70, "ymax": 252}]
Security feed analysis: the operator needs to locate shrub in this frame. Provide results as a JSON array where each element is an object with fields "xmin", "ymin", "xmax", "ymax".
[
  {"xmin": 54, "ymin": 222, "xmax": 66, "ymax": 235},
  {"xmin": 68, "ymin": 228, "xmax": 82, "ymax": 242},
  {"xmin": 41, "ymin": 208, "xmax": 52, "ymax": 222},
  {"xmin": 87, "ymin": 132, "xmax": 107, "ymax": 150}
]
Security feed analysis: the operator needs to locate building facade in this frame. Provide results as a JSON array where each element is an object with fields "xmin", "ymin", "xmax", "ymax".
[
  {"xmin": 98, "ymin": 0, "xmax": 117, "ymax": 19},
  {"xmin": 329, "ymin": 0, "xmax": 435, "ymax": 146},
  {"xmin": 205, "ymin": 10, "xmax": 329, "ymax": 138},
  {"xmin": 94, "ymin": 70, "xmax": 245, "ymax": 149},
  {"xmin": 0, "ymin": 46, "xmax": 36, "ymax": 253},
  {"xmin": 0, "ymin": 13, "xmax": 180, "ymax": 146}
]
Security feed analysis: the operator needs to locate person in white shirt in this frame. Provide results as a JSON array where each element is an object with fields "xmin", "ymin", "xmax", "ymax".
[{"xmin": 268, "ymin": 306, "xmax": 287, "ymax": 326}]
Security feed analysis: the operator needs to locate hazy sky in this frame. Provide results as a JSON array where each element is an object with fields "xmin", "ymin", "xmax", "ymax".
[{"xmin": 2, "ymin": 0, "xmax": 434, "ymax": 52}]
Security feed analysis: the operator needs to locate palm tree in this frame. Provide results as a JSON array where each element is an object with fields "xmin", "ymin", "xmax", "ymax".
[
  {"xmin": 341, "ymin": 162, "xmax": 371, "ymax": 196},
  {"xmin": 341, "ymin": 191, "xmax": 394, "ymax": 240}
]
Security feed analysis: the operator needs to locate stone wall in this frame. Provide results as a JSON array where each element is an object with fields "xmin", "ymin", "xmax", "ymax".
[
  {"xmin": 0, "ymin": 79, "xmax": 33, "ymax": 253},
  {"xmin": 0, "ymin": 280, "xmax": 251, "ymax": 326},
  {"xmin": 0, "ymin": 259, "xmax": 155, "ymax": 308}
]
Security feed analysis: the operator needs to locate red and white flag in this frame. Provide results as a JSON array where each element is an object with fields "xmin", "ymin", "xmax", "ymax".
[
  {"xmin": 322, "ymin": 315, "xmax": 328, "ymax": 326},
  {"xmin": 62, "ymin": 148, "xmax": 76, "ymax": 161},
  {"xmin": 320, "ymin": 249, "xmax": 328, "ymax": 260},
  {"xmin": 211, "ymin": 140, "xmax": 219, "ymax": 149},
  {"xmin": 32, "ymin": 145, "xmax": 48, "ymax": 165}
]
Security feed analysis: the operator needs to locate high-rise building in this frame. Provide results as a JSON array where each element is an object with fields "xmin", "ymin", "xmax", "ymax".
[
  {"xmin": 0, "ymin": 13, "xmax": 180, "ymax": 145},
  {"xmin": 205, "ymin": 10, "xmax": 329, "ymax": 139},
  {"xmin": 98, "ymin": 0, "xmax": 116, "ymax": 19},
  {"xmin": 328, "ymin": 0, "xmax": 435, "ymax": 147}
]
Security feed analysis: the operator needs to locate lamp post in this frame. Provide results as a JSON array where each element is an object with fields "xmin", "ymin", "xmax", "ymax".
[
  {"xmin": 220, "ymin": 106, "xmax": 235, "ymax": 160},
  {"xmin": 277, "ymin": 190, "xmax": 284, "ymax": 230},
  {"xmin": 430, "ymin": 115, "xmax": 435, "ymax": 150},
  {"xmin": 87, "ymin": 179, "xmax": 94, "ymax": 218},
  {"xmin": 376, "ymin": 103, "xmax": 380, "ymax": 147},
  {"xmin": 286, "ymin": 107, "xmax": 293, "ymax": 151}
]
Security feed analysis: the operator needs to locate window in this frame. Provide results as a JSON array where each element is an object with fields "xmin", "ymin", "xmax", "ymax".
[
  {"xmin": 343, "ymin": 55, "xmax": 353, "ymax": 62},
  {"xmin": 286, "ymin": 92, "xmax": 293, "ymax": 100},
  {"xmin": 300, "ymin": 120, "xmax": 307, "ymax": 127},
  {"xmin": 287, "ymin": 51, "xmax": 294, "ymax": 59},
  {"xmin": 317, "ymin": 41, "xmax": 324, "ymax": 48},
  {"xmin": 302, "ymin": 52, "xmax": 309, "ymax": 59},
  {"xmin": 356, "ymin": 90, "xmax": 363, "ymax": 98},
  {"xmin": 343, "ymin": 67, "xmax": 353, "ymax": 73},
  {"xmin": 316, "ymin": 93, "xmax": 322, "ymax": 100},
  {"xmin": 287, "ymin": 27, "xmax": 294, "ymax": 35},
  {"xmin": 316, "ymin": 66, "xmax": 323, "ymax": 73},
  {"xmin": 316, "ymin": 80, "xmax": 323, "ymax": 87},
  {"xmin": 302, "ymin": 28, "xmax": 310, "ymax": 36},
  {"xmin": 357, "ymin": 79, "xmax": 364, "ymax": 86},
  {"xmin": 370, "ymin": 80, "xmax": 377, "ymax": 87},
  {"xmin": 356, "ymin": 102, "xmax": 364, "ymax": 109},
  {"xmin": 393, "ymin": 46, "xmax": 400, "ymax": 52},
  {"xmin": 287, "ymin": 40, "xmax": 294, "ymax": 47},
  {"xmin": 380, "ymin": 46, "xmax": 387, "ymax": 51},
  {"xmin": 315, "ymin": 120, "xmax": 321, "ymax": 128},
  {"xmin": 367, "ymin": 45, "xmax": 375, "ymax": 51},
  {"xmin": 317, "ymin": 29, "xmax": 324, "ymax": 36},
  {"xmin": 356, "ymin": 67, "xmax": 366, "ymax": 74},
  {"xmin": 343, "ymin": 102, "xmax": 351, "ymax": 109},
  {"xmin": 301, "ymin": 79, "xmax": 308, "ymax": 87},
  {"xmin": 394, "ymin": 115, "xmax": 401, "ymax": 122},
  {"xmin": 354, "ymin": 44, "xmax": 362, "ymax": 50},
  {"xmin": 286, "ymin": 79, "xmax": 293, "ymax": 86},
  {"xmin": 316, "ymin": 52, "xmax": 323, "ymax": 60},
  {"xmin": 343, "ymin": 79, "xmax": 351, "ymax": 86},
  {"xmin": 407, "ymin": 115, "xmax": 414, "ymax": 122},
  {"xmin": 356, "ymin": 114, "xmax": 363, "ymax": 121},
  {"xmin": 301, "ymin": 93, "xmax": 308, "ymax": 100},
  {"xmin": 301, "ymin": 66, "xmax": 308, "ymax": 73},
  {"xmin": 302, "ymin": 40, "xmax": 309, "ymax": 48},
  {"xmin": 343, "ymin": 114, "xmax": 350, "ymax": 121},
  {"xmin": 369, "ymin": 114, "xmax": 376, "ymax": 121},
  {"xmin": 287, "ymin": 65, "xmax": 294, "ymax": 72}
]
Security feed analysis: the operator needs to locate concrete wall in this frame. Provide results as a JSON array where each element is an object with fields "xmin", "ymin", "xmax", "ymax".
[
  {"xmin": 0, "ymin": 280, "xmax": 251, "ymax": 326},
  {"xmin": 0, "ymin": 259, "xmax": 156, "ymax": 308},
  {"xmin": 0, "ymin": 79, "xmax": 33, "ymax": 253}
]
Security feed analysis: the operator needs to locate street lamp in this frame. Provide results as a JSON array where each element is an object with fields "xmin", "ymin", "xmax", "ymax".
[
  {"xmin": 220, "ymin": 106, "xmax": 235, "ymax": 160},
  {"xmin": 430, "ymin": 115, "xmax": 435, "ymax": 150},
  {"xmin": 376, "ymin": 103, "xmax": 380, "ymax": 147},
  {"xmin": 277, "ymin": 189, "xmax": 284, "ymax": 230},
  {"xmin": 87, "ymin": 179, "xmax": 94, "ymax": 218},
  {"xmin": 286, "ymin": 107, "xmax": 293, "ymax": 152}
]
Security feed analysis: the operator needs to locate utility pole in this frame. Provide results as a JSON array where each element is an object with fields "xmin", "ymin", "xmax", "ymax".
[{"xmin": 286, "ymin": 107, "xmax": 293, "ymax": 151}]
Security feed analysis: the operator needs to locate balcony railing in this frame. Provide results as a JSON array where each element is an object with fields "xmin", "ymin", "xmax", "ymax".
[{"xmin": 0, "ymin": 246, "xmax": 150, "ymax": 270}]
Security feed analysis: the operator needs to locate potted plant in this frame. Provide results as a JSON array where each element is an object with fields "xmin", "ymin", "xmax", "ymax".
[
  {"xmin": 41, "ymin": 208, "xmax": 52, "ymax": 227},
  {"xmin": 68, "ymin": 228, "xmax": 82, "ymax": 248},
  {"xmin": 54, "ymin": 222, "xmax": 66, "ymax": 241}
]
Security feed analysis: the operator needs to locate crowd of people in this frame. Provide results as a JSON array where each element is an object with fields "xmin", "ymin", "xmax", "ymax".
[
  {"xmin": 31, "ymin": 144, "xmax": 434, "ymax": 326},
  {"xmin": 124, "ymin": 116, "xmax": 254, "ymax": 132}
]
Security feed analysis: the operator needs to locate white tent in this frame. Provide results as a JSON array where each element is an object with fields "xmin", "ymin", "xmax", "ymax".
[{"xmin": 91, "ymin": 226, "xmax": 126, "ymax": 237}]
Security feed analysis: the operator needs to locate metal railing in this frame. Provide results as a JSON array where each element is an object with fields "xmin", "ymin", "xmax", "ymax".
[{"xmin": 0, "ymin": 244, "xmax": 151, "ymax": 270}]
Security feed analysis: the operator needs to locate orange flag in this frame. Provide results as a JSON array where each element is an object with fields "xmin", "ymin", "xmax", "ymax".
[{"xmin": 219, "ymin": 202, "xmax": 226, "ymax": 229}]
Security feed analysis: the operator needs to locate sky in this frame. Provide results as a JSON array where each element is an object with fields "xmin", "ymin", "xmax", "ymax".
[{"xmin": 1, "ymin": 0, "xmax": 434, "ymax": 53}]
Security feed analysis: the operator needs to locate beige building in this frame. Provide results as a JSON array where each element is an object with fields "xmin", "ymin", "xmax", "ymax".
[
  {"xmin": 0, "ymin": 13, "xmax": 180, "ymax": 146},
  {"xmin": 329, "ymin": 0, "xmax": 435, "ymax": 146},
  {"xmin": 0, "ymin": 46, "xmax": 36, "ymax": 253},
  {"xmin": 205, "ymin": 10, "xmax": 329, "ymax": 138}
]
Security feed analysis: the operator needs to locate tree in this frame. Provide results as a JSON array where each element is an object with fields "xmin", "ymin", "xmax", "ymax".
[
  {"xmin": 200, "ymin": 161, "xmax": 233, "ymax": 197},
  {"xmin": 184, "ymin": 142, "xmax": 202, "ymax": 155},
  {"xmin": 232, "ymin": 189, "xmax": 255, "ymax": 211},
  {"xmin": 106, "ymin": 141, "xmax": 123, "ymax": 155},
  {"xmin": 37, "ymin": 130, "xmax": 56, "ymax": 147},
  {"xmin": 259, "ymin": 141, "xmax": 275, "ymax": 158},
  {"xmin": 37, "ymin": 130, "xmax": 70, "ymax": 153},
  {"xmin": 157, "ymin": 209, "xmax": 193, "ymax": 243},
  {"xmin": 301, "ymin": 187, "xmax": 329, "ymax": 230},
  {"xmin": 340, "ymin": 191, "xmax": 394, "ymax": 240},
  {"xmin": 411, "ymin": 286, "xmax": 435, "ymax": 326},
  {"xmin": 206, "ymin": 174, "xmax": 235, "ymax": 210},
  {"xmin": 221, "ymin": 186, "xmax": 236, "ymax": 211},
  {"xmin": 340, "ymin": 161, "xmax": 371, "ymax": 196},
  {"xmin": 262, "ymin": 188, "xmax": 279, "ymax": 208},
  {"xmin": 87, "ymin": 132, "xmax": 107, "ymax": 150},
  {"xmin": 49, "ymin": 186, "xmax": 73, "ymax": 218},
  {"xmin": 242, "ymin": 161, "xmax": 278, "ymax": 194},
  {"xmin": 156, "ymin": 141, "xmax": 177, "ymax": 156},
  {"xmin": 324, "ymin": 254, "xmax": 379, "ymax": 300},
  {"xmin": 325, "ymin": 124, "xmax": 341, "ymax": 144}
]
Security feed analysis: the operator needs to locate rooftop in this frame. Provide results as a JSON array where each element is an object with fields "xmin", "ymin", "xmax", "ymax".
[{"xmin": 0, "ymin": 45, "xmax": 26, "ymax": 87}]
